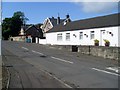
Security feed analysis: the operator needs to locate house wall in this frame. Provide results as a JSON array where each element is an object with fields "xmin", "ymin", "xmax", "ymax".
[
  {"xmin": 41, "ymin": 18, "xmax": 53, "ymax": 33},
  {"xmin": 46, "ymin": 26, "xmax": 119, "ymax": 47},
  {"xmin": 118, "ymin": 26, "xmax": 120, "ymax": 46}
]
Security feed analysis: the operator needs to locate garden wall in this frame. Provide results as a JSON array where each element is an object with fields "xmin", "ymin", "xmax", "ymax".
[{"xmin": 48, "ymin": 45, "xmax": 119, "ymax": 60}]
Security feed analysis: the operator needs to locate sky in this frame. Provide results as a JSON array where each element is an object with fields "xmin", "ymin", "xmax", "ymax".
[{"xmin": 2, "ymin": 2, "xmax": 119, "ymax": 24}]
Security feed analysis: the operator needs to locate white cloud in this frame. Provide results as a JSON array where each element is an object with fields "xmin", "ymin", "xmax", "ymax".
[
  {"xmin": 81, "ymin": 2, "xmax": 118, "ymax": 13},
  {"xmin": 70, "ymin": 0, "xmax": 119, "ymax": 2}
]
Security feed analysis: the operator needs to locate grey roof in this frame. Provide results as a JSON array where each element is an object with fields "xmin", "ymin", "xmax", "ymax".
[
  {"xmin": 49, "ymin": 17, "xmax": 65, "ymax": 26},
  {"xmin": 25, "ymin": 25, "xmax": 42, "ymax": 32},
  {"xmin": 47, "ymin": 13, "xmax": 120, "ymax": 33},
  {"xmin": 24, "ymin": 25, "xmax": 43, "ymax": 38},
  {"xmin": 21, "ymin": 24, "xmax": 33, "ymax": 30}
]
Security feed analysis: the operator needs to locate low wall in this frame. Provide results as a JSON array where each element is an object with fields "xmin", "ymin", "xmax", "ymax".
[
  {"xmin": 48, "ymin": 45, "xmax": 119, "ymax": 60},
  {"xmin": 10, "ymin": 36, "xmax": 25, "ymax": 42},
  {"xmin": 78, "ymin": 46, "xmax": 119, "ymax": 60},
  {"xmin": 38, "ymin": 39, "xmax": 47, "ymax": 45}
]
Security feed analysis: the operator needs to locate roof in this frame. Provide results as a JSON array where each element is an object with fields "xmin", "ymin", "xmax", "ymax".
[
  {"xmin": 25, "ymin": 25, "xmax": 42, "ymax": 32},
  {"xmin": 21, "ymin": 24, "xmax": 33, "ymax": 30},
  {"xmin": 47, "ymin": 13, "xmax": 120, "ymax": 33},
  {"xmin": 49, "ymin": 17, "xmax": 65, "ymax": 26},
  {"xmin": 24, "ymin": 25, "xmax": 43, "ymax": 37}
]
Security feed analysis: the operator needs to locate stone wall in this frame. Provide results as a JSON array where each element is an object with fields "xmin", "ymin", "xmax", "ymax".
[
  {"xmin": 48, "ymin": 45, "xmax": 119, "ymax": 60},
  {"xmin": 78, "ymin": 46, "xmax": 119, "ymax": 60}
]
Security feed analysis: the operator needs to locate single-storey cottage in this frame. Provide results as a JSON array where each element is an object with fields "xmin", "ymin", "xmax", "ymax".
[{"xmin": 45, "ymin": 13, "xmax": 120, "ymax": 47}]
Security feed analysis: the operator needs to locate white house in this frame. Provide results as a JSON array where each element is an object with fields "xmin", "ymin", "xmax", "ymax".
[
  {"xmin": 45, "ymin": 13, "xmax": 120, "ymax": 47},
  {"xmin": 40, "ymin": 14, "xmax": 73, "ymax": 38}
]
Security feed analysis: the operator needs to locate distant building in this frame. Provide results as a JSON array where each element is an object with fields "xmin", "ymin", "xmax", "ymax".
[
  {"xmin": 11, "ymin": 24, "xmax": 43, "ymax": 43},
  {"xmin": 41, "ymin": 16, "xmax": 65, "ymax": 37},
  {"xmin": 25, "ymin": 25, "xmax": 43, "ymax": 43},
  {"xmin": 45, "ymin": 13, "xmax": 120, "ymax": 47}
]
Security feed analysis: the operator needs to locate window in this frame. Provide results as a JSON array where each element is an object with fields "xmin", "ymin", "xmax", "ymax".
[
  {"xmin": 79, "ymin": 32, "xmax": 83, "ymax": 39},
  {"xmin": 90, "ymin": 31, "xmax": 95, "ymax": 39},
  {"xmin": 66, "ymin": 33, "xmax": 70, "ymax": 41},
  {"xmin": 57, "ymin": 33, "xmax": 62, "ymax": 41}
]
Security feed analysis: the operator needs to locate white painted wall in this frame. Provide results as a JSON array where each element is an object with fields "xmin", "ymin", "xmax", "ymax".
[
  {"xmin": 46, "ymin": 26, "xmax": 119, "ymax": 47},
  {"xmin": 38, "ymin": 38, "xmax": 47, "ymax": 45},
  {"xmin": 118, "ymin": 26, "xmax": 120, "ymax": 47}
]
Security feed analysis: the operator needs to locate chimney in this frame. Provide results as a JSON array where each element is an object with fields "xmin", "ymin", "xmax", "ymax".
[
  {"xmin": 57, "ymin": 16, "xmax": 60, "ymax": 25},
  {"xmin": 66, "ymin": 14, "xmax": 69, "ymax": 19},
  {"xmin": 66, "ymin": 14, "xmax": 71, "ymax": 22},
  {"xmin": 52, "ymin": 16, "xmax": 54, "ymax": 19}
]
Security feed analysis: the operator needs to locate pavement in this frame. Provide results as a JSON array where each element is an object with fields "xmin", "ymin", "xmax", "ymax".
[
  {"xmin": 1, "ymin": 41, "xmax": 119, "ymax": 89},
  {"xmin": 0, "ymin": 56, "xmax": 2, "ymax": 90}
]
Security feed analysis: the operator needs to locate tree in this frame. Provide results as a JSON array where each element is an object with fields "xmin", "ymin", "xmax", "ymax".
[
  {"xmin": 2, "ymin": 11, "xmax": 29, "ymax": 40},
  {"xmin": 13, "ymin": 11, "xmax": 29, "ymax": 26},
  {"xmin": 2, "ymin": 18, "xmax": 12, "ymax": 40}
]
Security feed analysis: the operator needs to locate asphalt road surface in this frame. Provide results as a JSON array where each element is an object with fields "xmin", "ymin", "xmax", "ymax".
[{"xmin": 2, "ymin": 41, "xmax": 119, "ymax": 89}]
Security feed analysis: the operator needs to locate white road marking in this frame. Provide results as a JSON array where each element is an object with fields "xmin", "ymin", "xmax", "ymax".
[
  {"xmin": 32, "ymin": 50, "xmax": 44, "ymax": 55},
  {"xmin": 92, "ymin": 68, "xmax": 120, "ymax": 76},
  {"xmin": 38, "ymin": 68, "xmax": 72, "ymax": 88},
  {"xmin": 106, "ymin": 67, "xmax": 118, "ymax": 73},
  {"xmin": 51, "ymin": 56, "xmax": 73, "ymax": 64},
  {"xmin": 21, "ymin": 47, "xmax": 29, "ymax": 50}
]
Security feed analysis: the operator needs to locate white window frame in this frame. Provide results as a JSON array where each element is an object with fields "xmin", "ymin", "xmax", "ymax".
[
  {"xmin": 57, "ymin": 33, "xmax": 62, "ymax": 41},
  {"xmin": 66, "ymin": 33, "xmax": 70, "ymax": 41},
  {"xmin": 79, "ymin": 32, "xmax": 83, "ymax": 40},
  {"xmin": 90, "ymin": 31, "xmax": 95, "ymax": 39}
]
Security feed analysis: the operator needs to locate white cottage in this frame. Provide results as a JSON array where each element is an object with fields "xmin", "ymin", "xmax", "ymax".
[{"xmin": 45, "ymin": 13, "xmax": 120, "ymax": 47}]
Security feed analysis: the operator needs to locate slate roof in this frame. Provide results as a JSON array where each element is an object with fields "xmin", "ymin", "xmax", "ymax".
[
  {"xmin": 24, "ymin": 25, "xmax": 43, "ymax": 38},
  {"xmin": 21, "ymin": 24, "xmax": 33, "ymax": 30},
  {"xmin": 47, "ymin": 13, "xmax": 120, "ymax": 33},
  {"xmin": 49, "ymin": 17, "xmax": 65, "ymax": 26}
]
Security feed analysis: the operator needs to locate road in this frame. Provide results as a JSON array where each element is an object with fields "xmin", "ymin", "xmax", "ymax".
[{"xmin": 2, "ymin": 41, "xmax": 119, "ymax": 89}]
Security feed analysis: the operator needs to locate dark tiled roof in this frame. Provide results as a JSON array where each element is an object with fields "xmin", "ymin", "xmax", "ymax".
[
  {"xmin": 21, "ymin": 24, "xmax": 33, "ymax": 30},
  {"xmin": 47, "ymin": 13, "xmax": 120, "ymax": 33},
  {"xmin": 24, "ymin": 25, "xmax": 43, "ymax": 38},
  {"xmin": 49, "ymin": 18, "xmax": 65, "ymax": 26}
]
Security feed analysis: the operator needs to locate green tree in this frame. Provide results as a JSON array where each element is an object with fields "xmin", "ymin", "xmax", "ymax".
[
  {"xmin": 2, "ymin": 18, "xmax": 12, "ymax": 40},
  {"xmin": 2, "ymin": 11, "xmax": 29, "ymax": 40},
  {"xmin": 13, "ymin": 11, "xmax": 29, "ymax": 26}
]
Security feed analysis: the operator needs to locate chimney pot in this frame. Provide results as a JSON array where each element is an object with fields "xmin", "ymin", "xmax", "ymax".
[{"xmin": 57, "ymin": 16, "xmax": 60, "ymax": 24}]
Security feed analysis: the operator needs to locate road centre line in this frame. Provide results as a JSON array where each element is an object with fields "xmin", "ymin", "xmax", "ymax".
[
  {"xmin": 21, "ymin": 47, "xmax": 29, "ymax": 50},
  {"xmin": 32, "ymin": 50, "xmax": 44, "ymax": 55},
  {"xmin": 92, "ymin": 68, "xmax": 120, "ymax": 76},
  {"xmin": 51, "ymin": 56, "xmax": 73, "ymax": 64}
]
